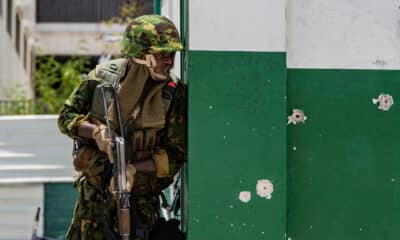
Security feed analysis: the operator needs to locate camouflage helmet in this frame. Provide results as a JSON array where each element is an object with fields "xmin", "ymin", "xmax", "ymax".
[{"xmin": 121, "ymin": 14, "xmax": 183, "ymax": 58}]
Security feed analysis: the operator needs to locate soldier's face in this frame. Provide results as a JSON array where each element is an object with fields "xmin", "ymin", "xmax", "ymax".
[{"xmin": 153, "ymin": 53, "xmax": 175, "ymax": 77}]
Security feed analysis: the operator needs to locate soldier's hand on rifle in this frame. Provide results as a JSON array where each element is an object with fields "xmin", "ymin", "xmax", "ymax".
[
  {"xmin": 109, "ymin": 163, "xmax": 136, "ymax": 193},
  {"xmin": 92, "ymin": 124, "xmax": 114, "ymax": 163}
]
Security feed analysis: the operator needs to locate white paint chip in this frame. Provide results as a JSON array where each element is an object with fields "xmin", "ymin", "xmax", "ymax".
[
  {"xmin": 372, "ymin": 93, "xmax": 393, "ymax": 111},
  {"xmin": 209, "ymin": 105, "xmax": 213, "ymax": 110},
  {"xmin": 293, "ymin": 146, "xmax": 297, "ymax": 151},
  {"xmin": 256, "ymin": 179, "xmax": 274, "ymax": 199},
  {"xmin": 239, "ymin": 191, "xmax": 251, "ymax": 203}
]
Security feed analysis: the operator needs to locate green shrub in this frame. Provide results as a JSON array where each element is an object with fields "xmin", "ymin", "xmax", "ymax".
[{"xmin": 34, "ymin": 56, "xmax": 90, "ymax": 114}]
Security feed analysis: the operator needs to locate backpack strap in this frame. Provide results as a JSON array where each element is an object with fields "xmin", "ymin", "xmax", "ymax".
[{"xmin": 85, "ymin": 58, "xmax": 130, "ymax": 84}]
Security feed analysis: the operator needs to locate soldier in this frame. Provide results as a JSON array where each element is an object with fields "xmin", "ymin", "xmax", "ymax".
[{"xmin": 58, "ymin": 15, "xmax": 187, "ymax": 240}]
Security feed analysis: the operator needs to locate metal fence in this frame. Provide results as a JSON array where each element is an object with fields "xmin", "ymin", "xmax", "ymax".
[{"xmin": 0, "ymin": 100, "xmax": 34, "ymax": 115}]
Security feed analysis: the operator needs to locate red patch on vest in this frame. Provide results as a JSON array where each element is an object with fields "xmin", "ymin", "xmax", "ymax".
[{"xmin": 168, "ymin": 81, "xmax": 177, "ymax": 88}]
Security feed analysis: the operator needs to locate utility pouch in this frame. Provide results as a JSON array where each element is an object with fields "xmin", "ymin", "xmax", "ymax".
[
  {"xmin": 73, "ymin": 146, "xmax": 99, "ymax": 172},
  {"xmin": 152, "ymin": 148, "xmax": 169, "ymax": 178}
]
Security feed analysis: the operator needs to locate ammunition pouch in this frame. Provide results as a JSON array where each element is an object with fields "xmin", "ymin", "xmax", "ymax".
[
  {"xmin": 152, "ymin": 148, "xmax": 169, "ymax": 178},
  {"xmin": 90, "ymin": 84, "xmax": 114, "ymax": 123}
]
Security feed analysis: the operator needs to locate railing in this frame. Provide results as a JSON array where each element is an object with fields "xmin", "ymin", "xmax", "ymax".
[{"xmin": 0, "ymin": 100, "xmax": 34, "ymax": 115}]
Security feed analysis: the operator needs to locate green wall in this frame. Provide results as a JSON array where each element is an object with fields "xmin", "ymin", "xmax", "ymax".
[
  {"xmin": 153, "ymin": 0, "xmax": 161, "ymax": 14},
  {"xmin": 287, "ymin": 69, "xmax": 400, "ymax": 240},
  {"xmin": 44, "ymin": 183, "xmax": 77, "ymax": 238},
  {"xmin": 188, "ymin": 51, "xmax": 287, "ymax": 240}
]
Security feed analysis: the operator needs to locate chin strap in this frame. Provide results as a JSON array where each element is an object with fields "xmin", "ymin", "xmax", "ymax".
[{"xmin": 133, "ymin": 54, "xmax": 168, "ymax": 80}]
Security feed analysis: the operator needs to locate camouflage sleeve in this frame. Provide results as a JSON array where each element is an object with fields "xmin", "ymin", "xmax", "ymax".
[
  {"xmin": 160, "ymin": 82, "xmax": 188, "ymax": 177},
  {"xmin": 58, "ymin": 79, "xmax": 99, "ymax": 139}
]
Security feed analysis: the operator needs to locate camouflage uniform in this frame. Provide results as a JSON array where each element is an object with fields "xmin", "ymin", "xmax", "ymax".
[{"xmin": 57, "ymin": 15, "xmax": 186, "ymax": 240}]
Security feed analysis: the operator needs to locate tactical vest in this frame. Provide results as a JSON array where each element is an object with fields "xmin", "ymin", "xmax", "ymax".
[
  {"xmin": 86, "ymin": 59, "xmax": 178, "ymax": 172},
  {"xmin": 87, "ymin": 58, "xmax": 177, "ymax": 125}
]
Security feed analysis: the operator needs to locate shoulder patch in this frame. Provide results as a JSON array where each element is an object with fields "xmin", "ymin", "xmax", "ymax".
[{"xmin": 168, "ymin": 81, "xmax": 177, "ymax": 88}]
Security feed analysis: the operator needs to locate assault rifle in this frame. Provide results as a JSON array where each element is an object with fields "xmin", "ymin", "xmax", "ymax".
[{"xmin": 96, "ymin": 69, "xmax": 131, "ymax": 240}]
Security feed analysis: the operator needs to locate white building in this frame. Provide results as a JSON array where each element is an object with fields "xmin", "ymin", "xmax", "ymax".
[{"xmin": 0, "ymin": 0, "xmax": 152, "ymax": 104}]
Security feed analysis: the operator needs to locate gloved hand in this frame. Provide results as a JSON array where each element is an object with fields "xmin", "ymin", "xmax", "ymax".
[
  {"xmin": 91, "ymin": 124, "xmax": 114, "ymax": 163},
  {"xmin": 109, "ymin": 164, "xmax": 137, "ymax": 193}
]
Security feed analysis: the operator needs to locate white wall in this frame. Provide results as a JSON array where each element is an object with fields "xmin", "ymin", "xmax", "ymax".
[
  {"xmin": 161, "ymin": 0, "xmax": 181, "ymax": 78},
  {"xmin": 189, "ymin": 0, "xmax": 287, "ymax": 52},
  {"xmin": 0, "ymin": 184, "xmax": 44, "ymax": 240},
  {"xmin": 0, "ymin": 115, "xmax": 74, "ymax": 239},
  {"xmin": 0, "ymin": 0, "xmax": 34, "ymax": 100},
  {"xmin": 287, "ymin": 0, "xmax": 400, "ymax": 69},
  {"xmin": 0, "ymin": 0, "xmax": 125, "ymax": 100},
  {"xmin": 0, "ymin": 115, "xmax": 74, "ymax": 183},
  {"xmin": 0, "ymin": 1, "xmax": 5, "ymax": 99}
]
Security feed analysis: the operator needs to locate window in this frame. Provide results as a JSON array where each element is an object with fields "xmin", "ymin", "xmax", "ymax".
[
  {"xmin": 15, "ymin": 13, "xmax": 20, "ymax": 55},
  {"xmin": 30, "ymin": 48, "xmax": 35, "ymax": 79},
  {"xmin": 6, "ymin": 0, "xmax": 11, "ymax": 35},
  {"xmin": 23, "ymin": 34, "xmax": 27, "ymax": 70}
]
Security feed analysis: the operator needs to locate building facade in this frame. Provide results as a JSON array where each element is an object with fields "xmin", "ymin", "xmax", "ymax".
[{"xmin": 0, "ymin": 0, "xmax": 152, "ymax": 102}]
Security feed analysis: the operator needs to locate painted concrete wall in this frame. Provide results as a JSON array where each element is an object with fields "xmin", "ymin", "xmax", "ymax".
[
  {"xmin": 0, "ymin": 184, "xmax": 44, "ymax": 240},
  {"xmin": 0, "ymin": 182, "xmax": 77, "ymax": 240},
  {"xmin": 287, "ymin": 0, "xmax": 400, "ymax": 69},
  {"xmin": 189, "ymin": 0, "xmax": 286, "ymax": 51},
  {"xmin": 286, "ymin": 0, "xmax": 400, "ymax": 239},
  {"xmin": 0, "ymin": 115, "xmax": 73, "ymax": 183},
  {"xmin": 187, "ymin": 1, "xmax": 287, "ymax": 239},
  {"xmin": 0, "ymin": 115, "xmax": 74, "ymax": 238}
]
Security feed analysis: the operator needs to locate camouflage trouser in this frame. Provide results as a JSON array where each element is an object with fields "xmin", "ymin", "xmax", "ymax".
[{"xmin": 66, "ymin": 177, "xmax": 160, "ymax": 240}]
